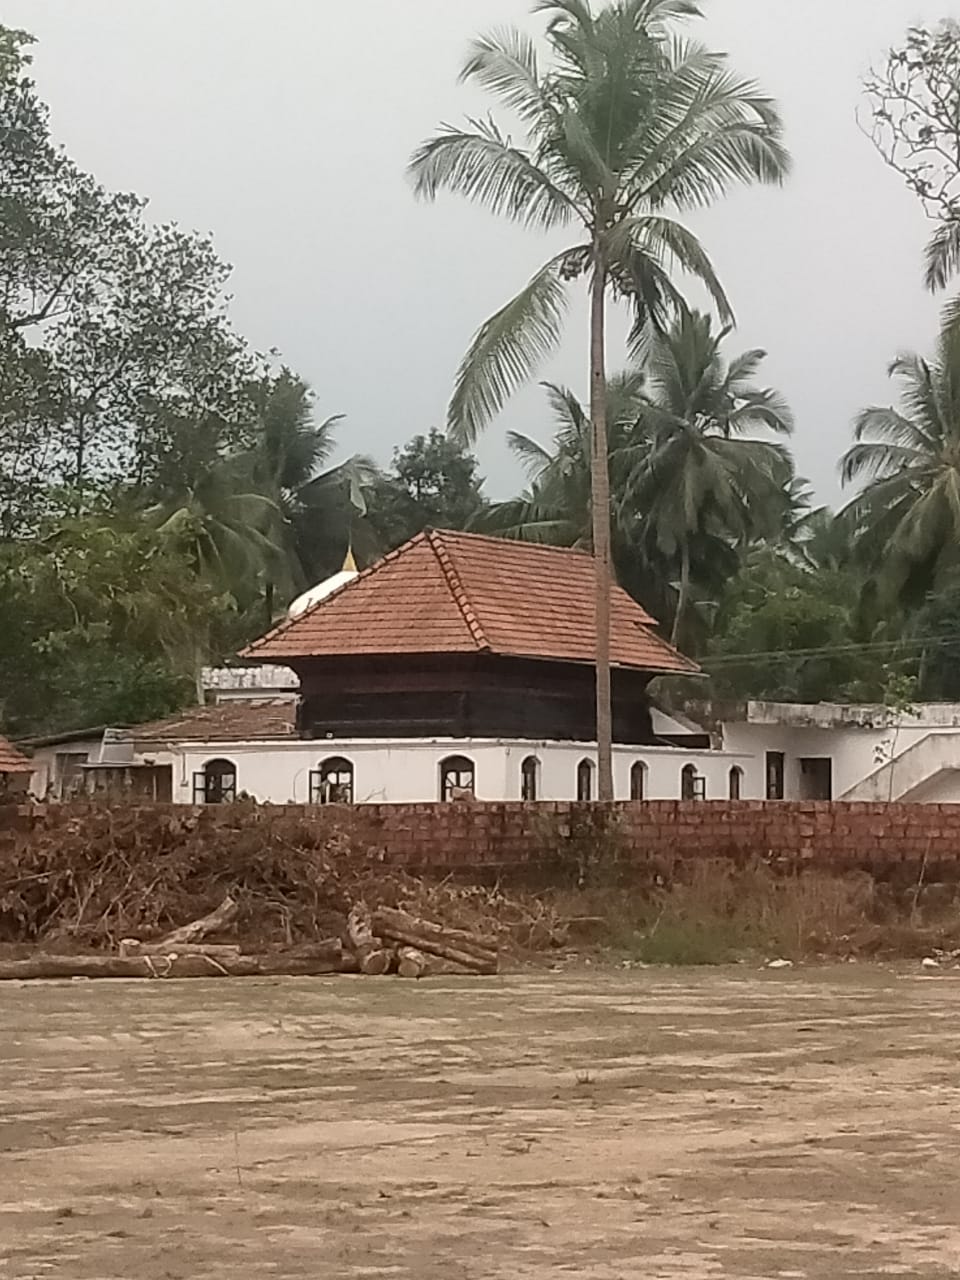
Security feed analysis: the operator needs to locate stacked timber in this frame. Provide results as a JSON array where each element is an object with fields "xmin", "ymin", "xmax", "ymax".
[{"xmin": 0, "ymin": 895, "xmax": 499, "ymax": 982}]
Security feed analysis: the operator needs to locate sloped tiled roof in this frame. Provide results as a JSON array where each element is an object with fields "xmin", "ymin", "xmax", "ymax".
[
  {"xmin": 0, "ymin": 734, "xmax": 33, "ymax": 773},
  {"xmin": 243, "ymin": 530, "xmax": 698, "ymax": 676},
  {"xmin": 126, "ymin": 701, "xmax": 297, "ymax": 745}
]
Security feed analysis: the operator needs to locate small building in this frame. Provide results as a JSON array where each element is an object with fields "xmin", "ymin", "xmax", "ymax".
[
  {"xmin": 715, "ymin": 701, "xmax": 960, "ymax": 803},
  {"xmin": 0, "ymin": 734, "xmax": 33, "ymax": 796}
]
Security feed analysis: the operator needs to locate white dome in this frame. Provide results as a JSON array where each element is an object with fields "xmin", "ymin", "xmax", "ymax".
[{"xmin": 287, "ymin": 569, "xmax": 358, "ymax": 619}]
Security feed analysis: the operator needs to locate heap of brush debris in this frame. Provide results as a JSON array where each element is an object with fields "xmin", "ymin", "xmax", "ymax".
[
  {"xmin": 0, "ymin": 806, "xmax": 580, "ymax": 979},
  {"xmin": 0, "ymin": 894, "xmax": 499, "ymax": 982}
]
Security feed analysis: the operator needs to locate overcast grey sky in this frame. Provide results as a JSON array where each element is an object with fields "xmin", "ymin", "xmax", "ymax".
[{"xmin": 5, "ymin": 0, "xmax": 957, "ymax": 502}]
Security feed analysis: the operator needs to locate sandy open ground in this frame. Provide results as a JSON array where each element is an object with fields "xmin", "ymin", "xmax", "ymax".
[{"xmin": 2, "ymin": 968, "xmax": 960, "ymax": 1278}]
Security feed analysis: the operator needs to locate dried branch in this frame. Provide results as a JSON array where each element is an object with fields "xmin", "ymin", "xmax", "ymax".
[{"xmin": 863, "ymin": 20, "xmax": 960, "ymax": 291}]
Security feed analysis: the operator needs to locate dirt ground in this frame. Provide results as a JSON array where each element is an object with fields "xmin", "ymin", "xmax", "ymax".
[{"xmin": 2, "ymin": 969, "xmax": 960, "ymax": 1279}]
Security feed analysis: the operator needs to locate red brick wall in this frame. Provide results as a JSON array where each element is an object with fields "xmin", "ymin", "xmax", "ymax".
[{"xmin": 5, "ymin": 800, "xmax": 960, "ymax": 882}]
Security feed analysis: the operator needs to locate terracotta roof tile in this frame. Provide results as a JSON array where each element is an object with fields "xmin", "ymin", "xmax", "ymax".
[
  {"xmin": 0, "ymin": 734, "xmax": 33, "ymax": 773},
  {"xmin": 127, "ymin": 701, "xmax": 297, "ymax": 745},
  {"xmin": 244, "ymin": 531, "xmax": 698, "ymax": 676}
]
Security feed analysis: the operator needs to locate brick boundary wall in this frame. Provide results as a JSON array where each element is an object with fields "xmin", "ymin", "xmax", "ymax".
[{"xmin": 4, "ymin": 800, "xmax": 960, "ymax": 882}]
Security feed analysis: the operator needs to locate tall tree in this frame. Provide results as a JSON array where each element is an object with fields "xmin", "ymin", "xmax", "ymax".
[
  {"xmin": 368, "ymin": 429, "xmax": 487, "ymax": 553},
  {"xmin": 410, "ymin": 0, "xmax": 788, "ymax": 796},
  {"xmin": 634, "ymin": 310, "xmax": 793, "ymax": 645},
  {"xmin": 864, "ymin": 20, "xmax": 960, "ymax": 293},
  {"xmin": 479, "ymin": 373, "xmax": 647, "ymax": 568},
  {"xmin": 250, "ymin": 370, "xmax": 375, "ymax": 617},
  {"xmin": 146, "ymin": 457, "xmax": 283, "ymax": 621},
  {"xmin": 0, "ymin": 23, "xmax": 257, "ymax": 516},
  {"xmin": 842, "ymin": 316, "xmax": 960, "ymax": 603}
]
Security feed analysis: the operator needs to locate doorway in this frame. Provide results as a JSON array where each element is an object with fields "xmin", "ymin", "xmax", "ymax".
[
  {"xmin": 799, "ymin": 757, "xmax": 833, "ymax": 801},
  {"xmin": 766, "ymin": 752, "xmax": 785, "ymax": 801}
]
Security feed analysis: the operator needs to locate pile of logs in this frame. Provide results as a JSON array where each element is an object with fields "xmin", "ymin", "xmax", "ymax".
[{"xmin": 0, "ymin": 895, "xmax": 499, "ymax": 983}]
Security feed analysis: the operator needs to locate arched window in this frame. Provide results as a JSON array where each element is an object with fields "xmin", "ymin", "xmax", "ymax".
[
  {"xmin": 681, "ymin": 764, "xmax": 705, "ymax": 802},
  {"xmin": 440, "ymin": 755, "xmax": 475, "ymax": 801},
  {"xmin": 311, "ymin": 757, "xmax": 354, "ymax": 805},
  {"xmin": 577, "ymin": 758, "xmax": 595, "ymax": 802},
  {"xmin": 521, "ymin": 756, "xmax": 540, "ymax": 802},
  {"xmin": 729, "ymin": 766, "xmax": 744, "ymax": 801},
  {"xmin": 630, "ymin": 761, "xmax": 647, "ymax": 802},
  {"xmin": 194, "ymin": 758, "xmax": 237, "ymax": 805}
]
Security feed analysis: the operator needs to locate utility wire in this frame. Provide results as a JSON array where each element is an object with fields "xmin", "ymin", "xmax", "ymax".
[{"xmin": 700, "ymin": 632, "xmax": 960, "ymax": 668}]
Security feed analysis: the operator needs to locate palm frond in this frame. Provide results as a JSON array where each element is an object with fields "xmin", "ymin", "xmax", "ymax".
[
  {"xmin": 542, "ymin": 381, "xmax": 589, "ymax": 438},
  {"xmin": 409, "ymin": 118, "xmax": 576, "ymax": 230},
  {"xmin": 619, "ymin": 0, "xmax": 703, "ymax": 28},
  {"xmin": 926, "ymin": 218, "xmax": 960, "ymax": 293},
  {"xmin": 629, "ymin": 38, "xmax": 789, "ymax": 209},
  {"xmin": 506, "ymin": 430, "xmax": 556, "ymax": 479},
  {"xmin": 726, "ymin": 389, "xmax": 794, "ymax": 435},
  {"xmin": 841, "ymin": 439, "xmax": 926, "ymax": 486},
  {"xmin": 610, "ymin": 215, "xmax": 733, "ymax": 324},
  {"xmin": 447, "ymin": 250, "xmax": 579, "ymax": 445},
  {"xmin": 852, "ymin": 405, "xmax": 935, "ymax": 449},
  {"xmin": 725, "ymin": 349, "xmax": 766, "ymax": 386},
  {"xmin": 461, "ymin": 29, "xmax": 546, "ymax": 123}
]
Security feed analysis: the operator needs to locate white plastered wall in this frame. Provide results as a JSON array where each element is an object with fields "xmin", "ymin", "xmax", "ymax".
[
  {"xmin": 165, "ymin": 738, "xmax": 754, "ymax": 806},
  {"xmin": 721, "ymin": 718, "xmax": 960, "ymax": 802}
]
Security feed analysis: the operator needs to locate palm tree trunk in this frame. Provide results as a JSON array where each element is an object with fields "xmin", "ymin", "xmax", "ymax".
[
  {"xmin": 589, "ymin": 259, "xmax": 614, "ymax": 802},
  {"xmin": 671, "ymin": 541, "xmax": 691, "ymax": 647}
]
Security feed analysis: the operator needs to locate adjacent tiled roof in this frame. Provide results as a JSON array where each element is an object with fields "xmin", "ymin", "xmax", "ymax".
[
  {"xmin": 127, "ymin": 701, "xmax": 297, "ymax": 745},
  {"xmin": 243, "ymin": 530, "xmax": 698, "ymax": 676},
  {"xmin": 0, "ymin": 734, "xmax": 33, "ymax": 773}
]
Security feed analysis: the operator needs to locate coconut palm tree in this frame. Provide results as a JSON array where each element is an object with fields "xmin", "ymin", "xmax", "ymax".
[
  {"xmin": 632, "ymin": 310, "xmax": 793, "ymax": 644},
  {"xmin": 481, "ymin": 371, "xmax": 647, "ymax": 546},
  {"xmin": 410, "ymin": 0, "xmax": 789, "ymax": 796},
  {"xmin": 842, "ymin": 318, "xmax": 960, "ymax": 602},
  {"xmin": 250, "ymin": 371, "xmax": 377, "ymax": 619},
  {"xmin": 148, "ymin": 455, "xmax": 283, "ymax": 607}
]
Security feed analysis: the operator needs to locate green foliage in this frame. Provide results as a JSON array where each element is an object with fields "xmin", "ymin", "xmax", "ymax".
[
  {"xmin": 482, "ymin": 314, "xmax": 792, "ymax": 649},
  {"xmin": 368, "ymin": 430, "xmax": 487, "ymax": 553},
  {"xmin": 0, "ymin": 25, "xmax": 370, "ymax": 733},
  {"xmin": 907, "ymin": 579, "xmax": 960, "ymax": 700},
  {"xmin": 842, "ymin": 315, "xmax": 960, "ymax": 606},
  {"xmin": 0, "ymin": 518, "xmax": 218, "ymax": 735},
  {"xmin": 705, "ymin": 549, "xmax": 887, "ymax": 704}
]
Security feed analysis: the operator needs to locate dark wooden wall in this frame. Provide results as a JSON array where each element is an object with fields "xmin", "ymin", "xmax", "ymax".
[{"xmin": 294, "ymin": 654, "xmax": 661, "ymax": 746}]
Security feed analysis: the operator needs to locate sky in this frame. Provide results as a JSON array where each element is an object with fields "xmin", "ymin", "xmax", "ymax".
[{"xmin": 5, "ymin": 0, "xmax": 957, "ymax": 504}]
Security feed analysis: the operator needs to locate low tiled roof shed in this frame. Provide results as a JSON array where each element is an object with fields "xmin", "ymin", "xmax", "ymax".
[{"xmin": 0, "ymin": 735, "xmax": 33, "ymax": 774}]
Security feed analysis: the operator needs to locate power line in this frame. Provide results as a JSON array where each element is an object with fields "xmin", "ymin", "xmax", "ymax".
[{"xmin": 700, "ymin": 633, "xmax": 960, "ymax": 668}]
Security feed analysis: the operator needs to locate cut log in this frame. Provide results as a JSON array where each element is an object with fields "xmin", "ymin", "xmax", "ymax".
[
  {"xmin": 0, "ymin": 939, "xmax": 344, "ymax": 982},
  {"xmin": 119, "ymin": 940, "xmax": 242, "ymax": 959},
  {"xmin": 373, "ymin": 907, "xmax": 497, "ymax": 960},
  {"xmin": 346, "ymin": 902, "xmax": 375, "ymax": 950},
  {"xmin": 158, "ymin": 894, "xmax": 239, "ymax": 946},
  {"xmin": 346, "ymin": 901, "xmax": 390, "ymax": 976},
  {"xmin": 359, "ymin": 948, "xmax": 392, "ymax": 976},
  {"xmin": 397, "ymin": 946, "xmax": 428, "ymax": 979},
  {"xmin": 372, "ymin": 908, "xmax": 498, "ymax": 975}
]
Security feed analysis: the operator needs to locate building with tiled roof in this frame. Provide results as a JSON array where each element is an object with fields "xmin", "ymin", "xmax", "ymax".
[
  {"xmin": 24, "ymin": 535, "xmax": 761, "ymax": 807},
  {"xmin": 245, "ymin": 529, "xmax": 695, "ymax": 674},
  {"xmin": 243, "ymin": 530, "xmax": 697, "ymax": 751}
]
